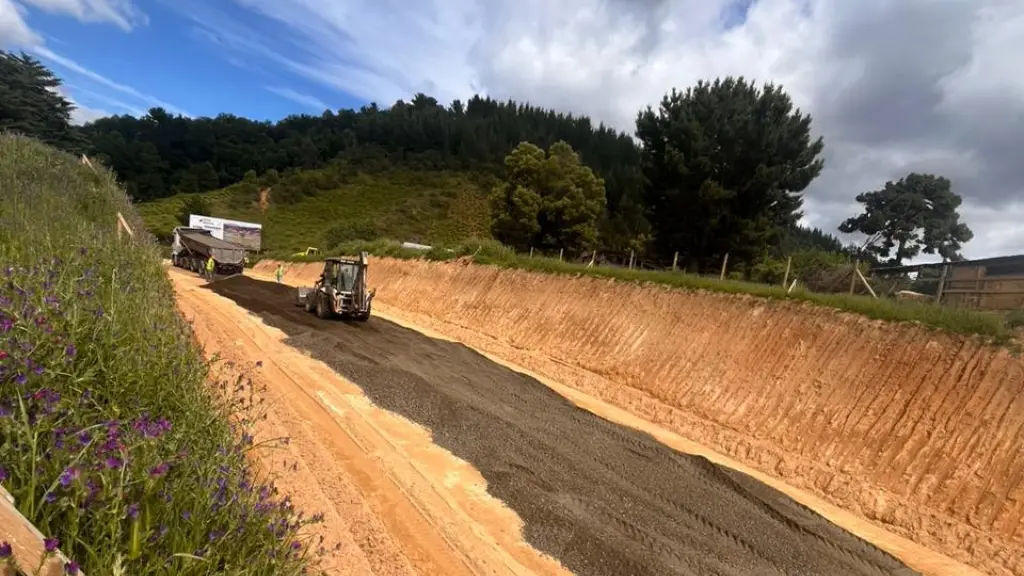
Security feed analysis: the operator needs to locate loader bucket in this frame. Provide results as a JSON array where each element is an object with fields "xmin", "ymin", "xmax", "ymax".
[{"xmin": 295, "ymin": 287, "xmax": 313, "ymax": 306}]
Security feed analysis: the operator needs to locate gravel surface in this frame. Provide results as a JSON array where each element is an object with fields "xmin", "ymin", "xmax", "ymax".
[{"xmin": 207, "ymin": 276, "xmax": 918, "ymax": 576}]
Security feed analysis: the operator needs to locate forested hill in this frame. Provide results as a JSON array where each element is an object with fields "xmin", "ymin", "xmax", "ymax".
[{"xmin": 81, "ymin": 94, "xmax": 643, "ymax": 209}]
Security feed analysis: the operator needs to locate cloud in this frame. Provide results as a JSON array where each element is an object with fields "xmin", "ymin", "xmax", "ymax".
[
  {"xmin": 64, "ymin": 81, "xmax": 147, "ymax": 116},
  {"xmin": 265, "ymin": 86, "xmax": 330, "ymax": 112},
  {"xmin": 18, "ymin": 0, "xmax": 146, "ymax": 30},
  {"xmin": 1, "ymin": 0, "xmax": 183, "ymax": 118},
  {"xmin": 196, "ymin": 0, "xmax": 1020, "ymax": 260},
  {"xmin": 0, "ymin": 0, "xmax": 42, "ymax": 45},
  {"xmin": 52, "ymin": 84, "xmax": 109, "ymax": 124},
  {"xmin": 31, "ymin": 46, "xmax": 190, "ymax": 116}
]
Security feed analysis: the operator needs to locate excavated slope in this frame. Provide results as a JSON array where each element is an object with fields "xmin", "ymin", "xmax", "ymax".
[{"xmin": 254, "ymin": 258, "xmax": 1024, "ymax": 575}]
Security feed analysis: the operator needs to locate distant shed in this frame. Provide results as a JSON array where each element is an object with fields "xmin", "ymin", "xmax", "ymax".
[{"xmin": 874, "ymin": 254, "xmax": 1024, "ymax": 311}]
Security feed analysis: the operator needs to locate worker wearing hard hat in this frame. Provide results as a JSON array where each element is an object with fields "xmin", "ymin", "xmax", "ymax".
[
  {"xmin": 205, "ymin": 255, "xmax": 215, "ymax": 281},
  {"xmin": 275, "ymin": 264, "xmax": 284, "ymax": 283}
]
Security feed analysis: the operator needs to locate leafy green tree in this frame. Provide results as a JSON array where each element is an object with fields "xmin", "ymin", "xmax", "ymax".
[
  {"xmin": 176, "ymin": 195, "xmax": 212, "ymax": 226},
  {"xmin": 839, "ymin": 172, "xmax": 973, "ymax": 265},
  {"xmin": 0, "ymin": 51, "xmax": 86, "ymax": 153},
  {"xmin": 635, "ymin": 77, "xmax": 825, "ymax": 271},
  {"xmin": 490, "ymin": 141, "xmax": 606, "ymax": 254}
]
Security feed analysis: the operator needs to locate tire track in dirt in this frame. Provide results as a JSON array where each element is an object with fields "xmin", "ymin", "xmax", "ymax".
[
  {"xmin": 172, "ymin": 269, "xmax": 568, "ymax": 576},
  {"xmin": 207, "ymin": 275, "xmax": 916, "ymax": 576}
]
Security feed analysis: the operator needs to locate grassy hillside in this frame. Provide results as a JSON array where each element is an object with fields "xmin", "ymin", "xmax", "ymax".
[
  {"xmin": 0, "ymin": 135, "xmax": 312, "ymax": 574},
  {"xmin": 137, "ymin": 168, "xmax": 494, "ymax": 253}
]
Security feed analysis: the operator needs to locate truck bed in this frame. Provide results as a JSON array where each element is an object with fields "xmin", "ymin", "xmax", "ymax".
[{"xmin": 179, "ymin": 231, "xmax": 246, "ymax": 265}]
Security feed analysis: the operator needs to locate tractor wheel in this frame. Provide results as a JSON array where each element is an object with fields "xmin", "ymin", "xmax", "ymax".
[
  {"xmin": 304, "ymin": 296, "xmax": 315, "ymax": 313},
  {"xmin": 316, "ymin": 294, "xmax": 330, "ymax": 319}
]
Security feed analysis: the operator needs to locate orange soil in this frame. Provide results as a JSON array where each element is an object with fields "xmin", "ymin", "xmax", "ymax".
[
  {"xmin": 254, "ymin": 258, "xmax": 1024, "ymax": 576},
  {"xmin": 170, "ymin": 267, "xmax": 569, "ymax": 576}
]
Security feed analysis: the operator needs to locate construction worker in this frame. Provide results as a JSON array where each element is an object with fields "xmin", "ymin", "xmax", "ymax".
[
  {"xmin": 205, "ymin": 255, "xmax": 215, "ymax": 281},
  {"xmin": 275, "ymin": 264, "xmax": 284, "ymax": 283}
]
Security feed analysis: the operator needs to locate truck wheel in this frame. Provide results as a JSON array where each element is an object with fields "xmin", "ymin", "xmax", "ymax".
[
  {"xmin": 316, "ymin": 294, "xmax": 330, "ymax": 319},
  {"xmin": 304, "ymin": 295, "xmax": 316, "ymax": 313}
]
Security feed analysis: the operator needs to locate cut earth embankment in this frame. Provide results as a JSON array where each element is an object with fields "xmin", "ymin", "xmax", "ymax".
[
  {"xmin": 254, "ymin": 258, "xmax": 1024, "ymax": 576},
  {"xmin": 206, "ymin": 274, "xmax": 917, "ymax": 576}
]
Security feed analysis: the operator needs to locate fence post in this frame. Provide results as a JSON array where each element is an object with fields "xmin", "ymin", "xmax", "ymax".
[
  {"xmin": 849, "ymin": 259, "xmax": 860, "ymax": 294},
  {"xmin": 558, "ymin": 248, "xmax": 563, "ymax": 262},
  {"xmin": 629, "ymin": 250, "xmax": 635, "ymax": 270},
  {"xmin": 935, "ymin": 264, "xmax": 949, "ymax": 304},
  {"xmin": 588, "ymin": 250, "xmax": 596, "ymax": 268},
  {"xmin": 719, "ymin": 253, "xmax": 729, "ymax": 280},
  {"xmin": 529, "ymin": 247, "xmax": 534, "ymax": 258},
  {"xmin": 782, "ymin": 256, "xmax": 792, "ymax": 290},
  {"xmin": 671, "ymin": 251, "xmax": 679, "ymax": 272}
]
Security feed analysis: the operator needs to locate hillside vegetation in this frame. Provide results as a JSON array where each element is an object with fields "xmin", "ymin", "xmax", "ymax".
[
  {"xmin": 138, "ymin": 167, "xmax": 493, "ymax": 252},
  {"xmin": 0, "ymin": 135, "xmax": 315, "ymax": 573}
]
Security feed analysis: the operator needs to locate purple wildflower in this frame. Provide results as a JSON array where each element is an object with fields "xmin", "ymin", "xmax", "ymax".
[
  {"xmin": 127, "ymin": 504, "xmax": 139, "ymax": 519},
  {"xmin": 43, "ymin": 537, "xmax": 59, "ymax": 554},
  {"xmin": 14, "ymin": 374, "xmax": 26, "ymax": 385},
  {"xmin": 104, "ymin": 456, "xmax": 122, "ymax": 469},
  {"xmin": 149, "ymin": 462, "xmax": 170, "ymax": 478},
  {"xmin": 290, "ymin": 541, "xmax": 301, "ymax": 550},
  {"xmin": 58, "ymin": 466, "xmax": 79, "ymax": 487},
  {"xmin": 64, "ymin": 344, "xmax": 76, "ymax": 361},
  {"xmin": 65, "ymin": 560, "xmax": 80, "ymax": 575},
  {"xmin": 182, "ymin": 510, "xmax": 191, "ymax": 520},
  {"xmin": 0, "ymin": 467, "xmax": 7, "ymax": 482},
  {"xmin": 44, "ymin": 492, "xmax": 56, "ymax": 504},
  {"xmin": 0, "ymin": 541, "xmax": 10, "ymax": 558}
]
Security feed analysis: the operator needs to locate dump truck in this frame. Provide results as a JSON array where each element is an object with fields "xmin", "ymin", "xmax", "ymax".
[
  {"xmin": 295, "ymin": 253, "xmax": 375, "ymax": 321},
  {"xmin": 171, "ymin": 226, "xmax": 247, "ymax": 276}
]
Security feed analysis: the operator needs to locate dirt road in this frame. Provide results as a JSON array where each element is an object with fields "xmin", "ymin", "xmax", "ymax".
[{"xmin": 195, "ymin": 273, "xmax": 915, "ymax": 576}]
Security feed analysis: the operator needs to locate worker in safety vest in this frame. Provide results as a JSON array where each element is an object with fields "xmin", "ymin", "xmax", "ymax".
[
  {"xmin": 275, "ymin": 264, "xmax": 284, "ymax": 283},
  {"xmin": 205, "ymin": 255, "xmax": 215, "ymax": 281}
]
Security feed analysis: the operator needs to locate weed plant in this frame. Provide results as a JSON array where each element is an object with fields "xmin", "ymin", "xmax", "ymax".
[{"xmin": 0, "ymin": 136, "xmax": 319, "ymax": 574}]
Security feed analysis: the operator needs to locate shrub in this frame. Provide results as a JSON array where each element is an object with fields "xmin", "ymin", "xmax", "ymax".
[{"xmin": 0, "ymin": 136, "xmax": 317, "ymax": 574}]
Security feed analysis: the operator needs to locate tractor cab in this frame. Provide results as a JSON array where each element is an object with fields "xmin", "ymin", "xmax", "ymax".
[{"xmin": 296, "ymin": 252, "xmax": 375, "ymax": 321}]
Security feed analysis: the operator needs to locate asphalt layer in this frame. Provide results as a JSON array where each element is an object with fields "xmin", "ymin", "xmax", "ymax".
[{"xmin": 205, "ymin": 276, "xmax": 918, "ymax": 576}]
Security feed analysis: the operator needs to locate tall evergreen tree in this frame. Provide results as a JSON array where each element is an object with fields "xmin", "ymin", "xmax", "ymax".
[
  {"xmin": 0, "ymin": 51, "xmax": 86, "ymax": 153},
  {"xmin": 635, "ymin": 77, "xmax": 825, "ymax": 271}
]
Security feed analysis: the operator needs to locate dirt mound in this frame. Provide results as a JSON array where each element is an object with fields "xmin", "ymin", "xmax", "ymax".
[
  {"xmin": 207, "ymin": 275, "xmax": 915, "ymax": 576},
  {"xmin": 251, "ymin": 258, "xmax": 1024, "ymax": 575}
]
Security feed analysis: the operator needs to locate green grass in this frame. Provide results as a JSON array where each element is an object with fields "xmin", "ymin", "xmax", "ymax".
[
  {"xmin": 318, "ymin": 238, "xmax": 1014, "ymax": 345},
  {"xmin": 0, "ymin": 135, "xmax": 320, "ymax": 574},
  {"xmin": 137, "ymin": 169, "xmax": 493, "ymax": 253}
]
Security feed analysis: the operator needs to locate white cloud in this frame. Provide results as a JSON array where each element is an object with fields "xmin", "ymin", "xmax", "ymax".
[
  {"xmin": 265, "ymin": 86, "xmax": 330, "ymax": 112},
  {"xmin": 194, "ymin": 0, "xmax": 1021, "ymax": 260},
  {"xmin": 1, "ymin": 0, "xmax": 184, "ymax": 118},
  {"xmin": 0, "ymin": 0, "xmax": 41, "ymax": 45},
  {"xmin": 31, "ymin": 46, "xmax": 189, "ymax": 116},
  {"xmin": 18, "ymin": 0, "xmax": 145, "ymax": 30},
  {"xmin": 52, "ymin": 84, "xmax": 109, "ymax": 124}
]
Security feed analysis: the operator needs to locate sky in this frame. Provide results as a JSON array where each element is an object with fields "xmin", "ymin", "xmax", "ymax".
[{"xmin": 1, "ymin": 0, "xmax": 1022, "ymax": 261}]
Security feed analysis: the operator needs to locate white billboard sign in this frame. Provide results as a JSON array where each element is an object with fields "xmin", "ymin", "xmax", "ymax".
[{"xmin": 188, "ymin": 214, "xmax": 262, "ymax": 252}]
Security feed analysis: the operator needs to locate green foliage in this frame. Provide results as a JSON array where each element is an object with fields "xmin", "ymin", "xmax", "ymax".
[
  {"xmin": 315, "ymin": 236, "xmax": 1010, "ymax": 342},
  {"xmin": 0, "ymin": 51, "xmax": 86, "ymax": 154},
  {"xmin": 490, "ymin": 141, "xmax": 606, "ymax": 255},
  {"xmin": 140, "ymin": 168, "xmax": 492, "ymax": 253},
  {"xmin": 324, "ymin": 220, "xmax": 380, "ymax": 248},
  {"xmin": 175, "ymin": 195, "xmax": 212, "ymax": 226},
  {"xmin": 0, "ymin": 135, "xmax": 314, "ymax": 574},
  {"xmin": 635, "ymin": 77, "xmax": 825, "ymax": 271},
  {"xmin": 839, "ymin": 173, "xmax": 974, "ymax": 265}
]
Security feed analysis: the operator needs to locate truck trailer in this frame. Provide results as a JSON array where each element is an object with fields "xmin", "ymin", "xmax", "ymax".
[{"xmin": 171, "ymin": 226, "xmax": 247, "ymax": 276}]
